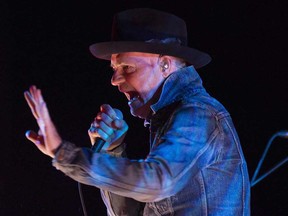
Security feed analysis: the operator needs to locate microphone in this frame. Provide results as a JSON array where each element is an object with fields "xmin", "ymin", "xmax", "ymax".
[{"xmin": 91, "ymin": 137, "xmax": 105, "ymax": 153}]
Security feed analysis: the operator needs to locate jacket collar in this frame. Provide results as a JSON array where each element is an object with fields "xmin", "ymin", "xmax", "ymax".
[{"xmin": 151, "ymin": 65, "xmax": 204, "ymax": 113}]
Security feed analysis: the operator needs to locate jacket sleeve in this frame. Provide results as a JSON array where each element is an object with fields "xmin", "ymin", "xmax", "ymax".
[
  {"xmin": 53, "ymin": 141, "xmax": 144, "ymax": 215},
  {"xmin": 52, "ymin": 105, "xmax": 216, "ymax": 202}
]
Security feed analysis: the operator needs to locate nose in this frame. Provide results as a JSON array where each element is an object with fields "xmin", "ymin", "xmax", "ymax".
[{"xmin": 111, "ymin": 70, "xmax": 125, "ymax": 86}]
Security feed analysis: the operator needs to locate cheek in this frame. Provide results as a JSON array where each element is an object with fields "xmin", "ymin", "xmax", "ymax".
[
  {"xmin": 138, "ymin": 74, "xmax": 164, "ymax": 99},
  {"xmin": 125, "ymin": 71, "xmax": 147, "ymax": 89},
  {"xmin": 126, "ymin": 66, "xmax": 163, "ymax": 93}
]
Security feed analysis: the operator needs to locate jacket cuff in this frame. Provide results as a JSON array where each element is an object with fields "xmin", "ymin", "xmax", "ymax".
[{"xmin": 52, "ymin": 141, "xmax": 79, "ymax": 164}]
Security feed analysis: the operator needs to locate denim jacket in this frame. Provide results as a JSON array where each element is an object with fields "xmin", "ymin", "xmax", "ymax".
[{"xmin": 53, "ymin": 66, "xmax": 250, "ymax": 215}]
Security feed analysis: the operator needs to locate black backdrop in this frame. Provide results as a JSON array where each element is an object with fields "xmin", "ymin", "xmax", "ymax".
[{"xmin": 1, "ymin": 0, "xmax": 287, "ymax": 215}]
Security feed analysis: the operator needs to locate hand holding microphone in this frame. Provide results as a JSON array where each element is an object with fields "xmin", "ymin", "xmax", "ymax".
[{"xmin": 88, "ymin": 104, "xmax": 128, "ymax": 152}]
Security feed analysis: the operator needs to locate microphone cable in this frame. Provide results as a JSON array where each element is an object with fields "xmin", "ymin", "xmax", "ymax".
[
  {"xmin": 78, "ymin": 182, "xmax": 88, "ymax": 216},
  {"xmin": 78, "ymin": 138, "xmax": 105, "ymax": 216}
]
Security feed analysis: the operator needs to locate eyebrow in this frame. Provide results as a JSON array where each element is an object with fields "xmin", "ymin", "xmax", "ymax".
[
  {"xmin": 110, "ymin": 63, "xmax": 124, "ymax": 69},
  {"xmin": 110, "ymin": 53, "xmax": 141, "ymax": 68},
  {"xmin": 110, "ymin": 63, "xmax": 137, "ymax": 70}
]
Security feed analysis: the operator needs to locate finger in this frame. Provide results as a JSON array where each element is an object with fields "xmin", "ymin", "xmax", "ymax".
[
  {"xmin": 33, "ymin": 87, "xmax": 43, "ymax": 111},
  {"xmin": 29, "ymin": 85, "xmax": 38, "ymax": 101},
  {"xmin": 36, "ymin": 88, "xmax": 44, "ymax": 104},
  {"xmin": 113, "ymin": 108, "xmax": 123, "ymax": 119},
  {"xmin": 27, "ymin": 85, "xmax": 44, "ymax": 120},
  {"xmin": 33, "ymin": 88, "xmax": 50, "ymax": 122},
  {"xmin": 91, "ymin": 120, "xmax": 114, "ymax": 136},
  {"xmin": 88, "ymin": 126, "xmax": 110, "ymax": 142},
  {"xmin": 98, "ymin": 105, "xmax": 126, "ymax": 130},
  {"xmin": 30, "ymin": 85, "xmax": 43, "ymax": 107},
  {"xmin": 96, "ymin": 112, "xmax": 114, "ymax": 126},
  {"xmin": 94, "ymin": 128, "xmax": 111, "ymax": 142},
  {"xmin": 111, "ymin": 118, "xmax": 126, "ymax": 129},
  {"xmin": 24, "ymin": 91, "xmax": 39, "ymax": 119},
  {"xmin": 100, "ymin": 104, "xmax": 121, "ymax": 120},
  {"xmin": 38, "ymin": 100, "xmax": 51, "ymax": 122}
]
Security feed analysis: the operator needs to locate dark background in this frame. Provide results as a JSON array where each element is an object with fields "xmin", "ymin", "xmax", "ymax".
[{"xmin": 1, "ymin": 0, "xmax": 287, "ymax": 215}]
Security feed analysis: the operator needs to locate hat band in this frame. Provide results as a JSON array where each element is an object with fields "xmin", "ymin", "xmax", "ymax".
[{"xmin": 145, "ymin": 38, "xmax": 183, "ymax": 46}]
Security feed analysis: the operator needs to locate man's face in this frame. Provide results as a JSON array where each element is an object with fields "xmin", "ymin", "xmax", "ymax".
[{"xmin": 111, "ymin": 52, "xmax": 165, "ymax": 119}]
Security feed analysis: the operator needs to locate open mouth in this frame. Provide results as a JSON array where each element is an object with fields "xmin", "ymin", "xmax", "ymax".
[
  {"xmin": 125, "ymin": 91, "xmax": 140, "ymax": 105},
  {"xmin": 128, "ymin": 95, "xmax": 140, "ymax": 105}
]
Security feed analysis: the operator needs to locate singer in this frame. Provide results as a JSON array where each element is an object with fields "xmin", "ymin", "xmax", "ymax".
[{"xmin": 24, "ymin": 8, "xmax": 251, "ymax": 215}]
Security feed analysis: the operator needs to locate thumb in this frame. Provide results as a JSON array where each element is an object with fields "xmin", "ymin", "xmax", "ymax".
[
  {"xmin": 112, "ymin": 108, "xmax": 127, "ymax": 130},
  {"xmin": 25, "ymin": 130, "xmax": 43, "ymax": 145},
  {"xmin": 25, "ymin": 130, "xmax": 51, "ymax": 156}
]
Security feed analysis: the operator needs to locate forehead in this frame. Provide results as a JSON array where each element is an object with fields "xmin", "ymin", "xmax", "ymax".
[{"xmin": 111, "ymin": 52, "xmax": 159, "ymax": 66}]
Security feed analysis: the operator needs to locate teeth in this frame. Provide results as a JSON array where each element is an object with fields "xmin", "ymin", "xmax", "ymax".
[{"xmin": 128, "ymin": 95, "xmax": 140, "ymax": 105}]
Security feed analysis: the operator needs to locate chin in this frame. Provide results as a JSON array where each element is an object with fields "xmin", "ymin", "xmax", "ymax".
[
  {"xmin": 129, "ymin": 106, "xmax": 150, "ymax": 119},
  {"xmin": 130, "ymin": 109, "xmax": 146, "ymax": 119}
]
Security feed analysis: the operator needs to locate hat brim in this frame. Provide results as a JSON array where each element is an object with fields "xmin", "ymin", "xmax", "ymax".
[{"xmin": 89, "ymin": 41, "xmax": 211, "ymax": 69}]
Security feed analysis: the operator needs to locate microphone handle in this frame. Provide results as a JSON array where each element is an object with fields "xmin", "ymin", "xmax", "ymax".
[{"xmin": 91, "ymin": 137, "xmax": 105, "ymax": 153}]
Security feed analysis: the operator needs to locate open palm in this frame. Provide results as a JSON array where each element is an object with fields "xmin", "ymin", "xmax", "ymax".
[{"xmin": 24, "ymin": 85, "xmax": 62, "ymax": 158}]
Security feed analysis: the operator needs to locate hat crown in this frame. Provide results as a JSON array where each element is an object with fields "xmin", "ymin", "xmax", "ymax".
[
  {"xmin": 89, "ymin": 8, "xmax": 212, "ymax": 69},
  {"xmin": 111, "ymin": 8, "xmax": 188, "ymax": 45}
]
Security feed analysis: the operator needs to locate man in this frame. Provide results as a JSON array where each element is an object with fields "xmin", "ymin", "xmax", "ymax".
[{"xmin": 24, "ymin": 8, "xmax": 250, "ymax": 215}]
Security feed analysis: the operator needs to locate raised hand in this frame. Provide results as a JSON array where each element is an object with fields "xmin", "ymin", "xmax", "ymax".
[
  {"xmin": 88, "ymin": 104, "xmax": 128, "ymax": 151},
  {"xmin": 24, "ymin": 85, "xmax": 62, "ymax": 158}
]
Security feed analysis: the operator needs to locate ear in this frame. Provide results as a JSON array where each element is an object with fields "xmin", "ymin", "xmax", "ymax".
[
  {"xmin": 159, "ymin": 57, "xmax": 171, "ymax": 77},
  {"xmin": 160, "ymin": 61, "xmax": 169, "ymax": 72}
]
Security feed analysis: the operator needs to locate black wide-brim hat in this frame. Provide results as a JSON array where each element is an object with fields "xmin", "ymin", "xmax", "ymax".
[{"xmin": 89, "ymin": 8, "xmax": 211, "ymax": 69}]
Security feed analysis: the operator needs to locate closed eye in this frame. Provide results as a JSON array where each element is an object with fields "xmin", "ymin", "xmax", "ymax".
[{"xmin": 122, "ymin": 65, "xmax": 136, "ymax": 73}]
